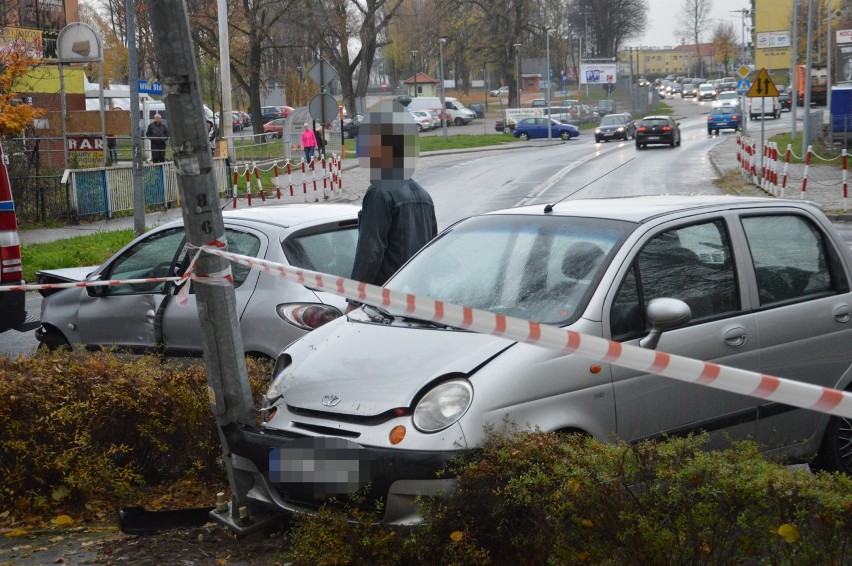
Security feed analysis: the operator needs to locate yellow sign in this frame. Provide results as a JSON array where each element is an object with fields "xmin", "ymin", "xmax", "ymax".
[
  {"xmin": 746, "ymin": 68, "xmax": 780, "ymax": 98},
  {"xmin": 737, "ymin": 65, "xmax": 750, "ymax": 79}
]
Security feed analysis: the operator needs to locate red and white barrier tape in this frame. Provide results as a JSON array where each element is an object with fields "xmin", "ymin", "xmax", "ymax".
[{"xmin": 197, "ymin": 246, "xmax": 852, "ymax": 420}]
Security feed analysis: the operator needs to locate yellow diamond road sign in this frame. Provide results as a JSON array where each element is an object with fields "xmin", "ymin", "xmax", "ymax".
[
  {"xmin": 746, "ymin": 68, "xmax": 780, "ymax": 98},
  {"xmin": 737, "ymin": 65, "xmax": 750, "ymax": 79}
]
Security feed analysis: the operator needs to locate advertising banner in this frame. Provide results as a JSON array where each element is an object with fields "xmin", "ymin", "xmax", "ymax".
[
  {"xmin": 579, "ymin": 64, "xmax": 616, "ymax": 85},
  {"xmin": 838, "ymin": 43, "xmax": 852, "ymax": 84},
  {"xmin": 68, "ymin": 137, "xmax": 104, "ymax": 169},
  {"xmin": 837, "ymin": 29, "xmax": 852, "ymax": 45}
]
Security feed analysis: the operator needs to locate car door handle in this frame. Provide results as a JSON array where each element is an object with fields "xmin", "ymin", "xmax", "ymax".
[
  {"xmin": 834, "ymin": 304, "xmax": 851, "ymax": 323},
  {"xmin": 723, "ymin": 326, "xmax": 748, "ymax": 347}
]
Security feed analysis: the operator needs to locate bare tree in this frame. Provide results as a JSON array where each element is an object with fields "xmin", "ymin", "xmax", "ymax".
[
  {"xmin": 568, "ymin": 0, "xmax": 649, "ymax": 59},
  {"xmin": 710, "ymin": 20, "xmax": 737, "ymax": 76},
  {"xmin": 676, "ymin": 0, "xmax": 713, "ymax": 76}
]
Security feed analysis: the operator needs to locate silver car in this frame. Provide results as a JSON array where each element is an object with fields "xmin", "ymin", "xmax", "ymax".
[
  {"xmin": 233, "ymin": 196, "xmax": 852, "ymax": 526},
  {"xmin": 36, "ymin": 204, "xmax": 360, "ymax": 359}
]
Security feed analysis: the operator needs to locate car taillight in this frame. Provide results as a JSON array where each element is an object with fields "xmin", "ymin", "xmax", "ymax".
[
  {"xmin": 637, "ymin": 126, "xmax": 646, "ymax": 132},
  {"xmin": 707, "ymin": 116, "xmax": 714, "ymax": 122},
  {"xmin": 662, "ymin": 126, "xmax": 672, "ymax": 131}
]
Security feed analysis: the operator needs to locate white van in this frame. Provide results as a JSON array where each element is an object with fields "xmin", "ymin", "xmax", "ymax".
[
  {"xmin": 748, "ymin": 97, "xmax": 780, "ymax": 120},
  {"xmin": 407, "ymin": 96, "xmax": 475, "ymax": 125}
]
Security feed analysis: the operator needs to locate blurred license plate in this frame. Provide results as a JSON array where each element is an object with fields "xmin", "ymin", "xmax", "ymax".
[
  {"xmin": 648, "ymin": 136, "xmax": 660, "ymax": 140},
  {"xmin": 268, "ymin": 437, "xmax": 373, "ymax": 495}
]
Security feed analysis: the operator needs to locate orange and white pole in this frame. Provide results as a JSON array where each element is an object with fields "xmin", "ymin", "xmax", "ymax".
[{"xmin": 801, "ymin": 145, "xmax": 812, "ymax": 198}]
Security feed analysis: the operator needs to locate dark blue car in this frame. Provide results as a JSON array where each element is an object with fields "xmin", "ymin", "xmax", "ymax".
[
  {"xmin": 707, "ymin": 106, "xmax": 741, "ymax": 135},
  {"xmin": 513, "ymin": 117, "xmax": 580, "ymax": 141}
]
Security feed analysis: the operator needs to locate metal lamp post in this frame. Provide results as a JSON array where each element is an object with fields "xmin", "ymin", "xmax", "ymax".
[
  {"xmin": 438, "ymin": 38, "xmax": 448, "ymax": 140},
  {"xmin": 513, "ymin": 43, "xmax": 522, "ymax": 107},
  {"xmin": 546, "ymin": 30, "xmax": 552, "ymax": 140},
  {"xmin": 411, "ymin": 50, "xmax": 418, "ymax": 98}
]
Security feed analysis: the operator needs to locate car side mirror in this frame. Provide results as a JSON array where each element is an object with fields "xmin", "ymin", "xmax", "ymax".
[
  {"xmin": 85, "ymin": 275, "xmax": 105, "ymax": 297},
  {"xmin": 639, "ymin": 298, "xmax": 691, "ymax": 349}
]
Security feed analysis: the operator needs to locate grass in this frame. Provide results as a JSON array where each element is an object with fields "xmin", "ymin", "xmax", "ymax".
[
  {"xmin": 766, "ymin": 131, "xmax": 846, "ymax": 168},
  {"xmin": 21, "ymin": 229, "xmax": 136, "ymax": 283}
]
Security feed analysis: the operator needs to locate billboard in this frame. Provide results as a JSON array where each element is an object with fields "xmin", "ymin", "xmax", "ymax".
[
  {"xmin": 580, "ymin": 64, "xmax": 616, "ymax": 85},
  {"xmin": 838, "ymin": 43, "xmax": 852, "ymax": 84}
]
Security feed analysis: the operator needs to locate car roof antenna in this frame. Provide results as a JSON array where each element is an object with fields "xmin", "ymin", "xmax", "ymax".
[{"xmin": 543, "ymin": 158, "xmax": 635, "ymax": 214}]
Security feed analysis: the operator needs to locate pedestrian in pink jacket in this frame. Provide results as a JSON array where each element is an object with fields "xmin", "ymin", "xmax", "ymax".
[{"xmin": 301, "ymin": 124, "xmax": 317, "ymax": 162}]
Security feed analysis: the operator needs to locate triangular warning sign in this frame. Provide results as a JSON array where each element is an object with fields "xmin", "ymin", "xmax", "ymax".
[{"xmin": 746, "ymin": 68, "xmax": 780, "ymax": 98}]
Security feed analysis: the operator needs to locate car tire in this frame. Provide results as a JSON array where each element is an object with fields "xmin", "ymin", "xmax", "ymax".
[
  {"xmin": 417, "ymin": 124, "xmax": 423, "ymax": 132},
  {"xmin": 503, "ymin": 127, "xmax": 511, "ymax": 134},
  {"xmin": 635, "ymin": 142, "xmax": 642, "ymax": 150},
  {"xmin": 37, "ymin": 328, "xmax": 70, "ymax": 352},
  {"xmin": 595, "ymin": 136, "xmax": 601, "ymax": 143},
  {"xmin": 560, "ymin": 131, "xmax": 570, "ymax": 141},
  {"xmin": 454, "ymin": 118, "xmax": 465, "ymax": 126},
  {"xmin": 519, "ymin": 132, "xmax": 530, "ymax": 141},
  {"xmin": 676, "ymin": 137, "xmax": 681, "ymax": 147},
  {"xmin": 708, "ymin": 129, "xmax": 713, "ymax": 136},
  {"xmin": 816, "ymin": 409, "xmax": 852, "ymax": 474}
]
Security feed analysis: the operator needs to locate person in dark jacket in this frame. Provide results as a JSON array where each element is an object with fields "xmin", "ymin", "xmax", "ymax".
[
  {"xmin": 346, "ymin": 100, "xmax": 437, "ymax": 313},
  {"xmin": 314, "ymin": 125, "xmax": 326, "ymax": 158},
  {"xmin": 145, "ymin": 114, "xmax": 168, "ymax": 163}
]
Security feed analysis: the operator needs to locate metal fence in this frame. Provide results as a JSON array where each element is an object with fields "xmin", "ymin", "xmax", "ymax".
[{"xmin": 5, "ymin": 135, "xmax": 70, "ymax": 225}]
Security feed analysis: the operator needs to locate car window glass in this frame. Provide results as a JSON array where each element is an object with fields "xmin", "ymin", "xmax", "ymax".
[
  {"xmin": 741, "ymin": 215, "xmax": 835, "ymax": 306},
  {"xmin": 173, "ymin": 228, "xmax": 261, "ymax": 293},
  {"xmin": 388, "ymin": 215, "xmax": 633, "ymax": 325},
  {"xmin": 611, "ymin": 220, "xmax": 738, "ymax": 338},
  {"xmin": 283, "ymin": 227, "xmax": 359, "ymax": 278},
  {"xmin": 107, "ymin": 227, "xmax": 185, "ymax": 295}
]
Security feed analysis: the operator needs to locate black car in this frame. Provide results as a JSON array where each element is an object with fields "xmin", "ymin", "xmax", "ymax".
[
  {"xmin": 779, "ymin": 92, "xmax": 793, "ymax": 111},
  {"xmin": 468, "ymin": 102, "xmax": 485, "ymax": 119},
  {"xmin": 341, "ymin": 115, "xmax": 362, "ymax": 139},
  {"xmin": 635, "ymin": 116, "xmax": 681, "ymax": 149}
]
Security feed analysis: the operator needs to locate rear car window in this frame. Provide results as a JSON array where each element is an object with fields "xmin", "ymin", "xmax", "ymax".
[
  {"xmin": 283, "ymin": 227, "xmax": 359, "ymax": 278},
  {"xmin": 641, "ymin": 119, "xmax": 669, "ymax": 127}
]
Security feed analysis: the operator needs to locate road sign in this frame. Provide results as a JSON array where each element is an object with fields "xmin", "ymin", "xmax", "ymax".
[
  {"xmin": 736, "ymin": 79, "xmax": 751, "ymax": 94},
  {"xmin": 746, "ymin": 68, "xmax": 780, "ymax": 98},
  {"xmin": 307, "ymin": 58, "xmax": 337, "ymax": 86},
  {"xmin": 309, "ymin": 93, "xmax": 339, "ymax": 125},
  {"xmin": 737, "ymin": 65, "xmax": 750, "ymax": 79},
  {"xmin": 138, "ymin": 79, "xmax": 162, "ymax": 95}
]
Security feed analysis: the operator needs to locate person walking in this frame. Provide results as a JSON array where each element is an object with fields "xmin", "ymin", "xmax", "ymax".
[
  {"xmin": 314, "ymin": 125, "xmax": 325, "ymax": 159},
  {"xmin": 301, "ymin": 124, "xmax": 317, "ymax": 162},
  {"xmin": 145, "ymin": 114, "xmax": 168, "ymax": 164},
  {"xmin": 206, "ymin": 119, "xmax": 218, "ymax": 155},
  {"xmin": 346, "ymin": 100, "xmax": 437, "ymax": 313}
]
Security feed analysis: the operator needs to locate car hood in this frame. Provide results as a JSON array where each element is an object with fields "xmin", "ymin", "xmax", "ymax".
[
  {"xmin": 36, "ymin": 266, "xmax": 98, "ymax": 284},
  {"xmin": 598, "ymin": 124, "xmax": 624, "ymax": 131},
  {"xmin": 276, "ymin": 317, "xmax": 516, "ymax": 415}
]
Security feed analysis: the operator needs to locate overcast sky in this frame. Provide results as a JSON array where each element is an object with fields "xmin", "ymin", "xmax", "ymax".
[{"xmin": 637, "ymin": 0, "xmax": 752, "ymax": 48}]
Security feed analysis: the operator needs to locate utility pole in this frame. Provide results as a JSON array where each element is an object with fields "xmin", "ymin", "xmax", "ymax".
[
  {"xmin": 438, "ymin": 38, "xmax": 447, "ymax": 140},
  {"xmin": 546, "ymin": 30, "xmax": 552, "ymax": 141},
  {"xmin": 216, "ymin": 0, "xmax": 234, "ymax": 162},
  {"xmin": 791, "ymin": 0, "xmax": 798, "ymax": 140},
  {"xmin": 127, "ymin": 0, "xmax": 145, "ymax": 236},
  {"xmin": 803, "ymin": 0, "xmax": 815, "ymax": 156},
  {"xmin": 147, "ymin": 0, "xmax": 258, "ymax": 529},
  {"xmin": 514, "ymin": 43, "xmax": 522, "ymax": 107}
]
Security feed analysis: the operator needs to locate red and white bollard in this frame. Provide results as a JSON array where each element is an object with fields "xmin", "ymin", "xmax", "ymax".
[
  {"xmin": 232, "ymin": 170, "xmax": 239, "ymax": 208},
  {"xmin": 310, "ymin": 159, "xmax": 318, "ymax": 195},
  {"xmin": 244, "ymin": 166, "xmax": 252, "ymax": 205},
  {"xmin": 273, "ymin": 162, "xmax": 281, "ymax": 199},
  {"xmin": 801, "ymin": 145, "xmax": 813, "ymax": 198},
  {"xmin": 253, "ymin": 165, "xmax": 266, "ymax": 202},
  {"xmin": 286, "ymin": 162, "xmax": 294, "ymax": 197},
  {"xmin": 780, "ymin": 144, "xmax": 792, "ymax": 198},
  {"xmin": 301, "ymin": 160, "xmax": 308, "ymax": 200}
]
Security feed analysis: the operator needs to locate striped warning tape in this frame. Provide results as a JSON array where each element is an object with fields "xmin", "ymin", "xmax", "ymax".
[{"xmin": 198, "ymin": 246, "xmax": 852, "ymax": 420}]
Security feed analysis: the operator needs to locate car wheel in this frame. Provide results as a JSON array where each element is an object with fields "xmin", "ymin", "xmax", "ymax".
[
  {"xmin": 417, "ymin": 124, "xmax": 423, "ymax": 132},
  {"xmin": 676, "ymin": 137, "xmax": 681, "ymax": 147},
  {"xmin": 595, "ymin": 136, "xmax": 601, "ymax": 143},
  {"xmin": 454, "ymin": 118, "xmax": 464, "ymax": 126},
  {"xmin": 635, "ymin": 142, "xmax": 642, "ymax": 150},
  {"xmin": 816, "ymin": 409, "xmax": 852, "ymax": 474},
  {"xmin": 708, "ymin": 129, "xmax": 713, "ymax": 136},
  {"xmin": 560, "ymin": 131, "xmax": 570, "ymax": 141},
  {"xmin": 503, "ymin": 127, "xmax": 511, "ymax": 134},
  {"xmin": 519, "ymin": 132, "xmax": 530, "ymax": 141},
  {"xmin": 37, "ymin": 328, "xmax": 70, "ymax": 352}
]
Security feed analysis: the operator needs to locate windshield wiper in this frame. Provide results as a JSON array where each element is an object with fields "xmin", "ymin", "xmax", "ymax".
[
  {"xmin": 363, "ymin": 304, "xmax": 395, "ymax": 323},
  {"xmin": 398, "ymin": 315, "xmax": 453, "ymax": 329}
]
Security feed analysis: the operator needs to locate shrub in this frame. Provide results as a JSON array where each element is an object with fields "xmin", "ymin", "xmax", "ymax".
[
  {"xmin": 286, "ymin": 431, "xmax": 852, "ymax": 565},
  {"xmin": 0, "ymin": 350, "xmax": 270, "ymax": 521}
]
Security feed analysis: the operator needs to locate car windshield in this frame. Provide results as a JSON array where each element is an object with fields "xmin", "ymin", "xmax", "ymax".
[
  {"xmin": 387, "ymin": 214, "xmax": 633, "ymax": 325},
  {"xmin": 600, "ymin": 115, "xmax": 626, "ymax": 125}
]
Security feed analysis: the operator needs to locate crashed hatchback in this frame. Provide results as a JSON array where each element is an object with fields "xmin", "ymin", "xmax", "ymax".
[{"xmin": 225, "ymin": 195, "xmax": 852, "ymax": 528}]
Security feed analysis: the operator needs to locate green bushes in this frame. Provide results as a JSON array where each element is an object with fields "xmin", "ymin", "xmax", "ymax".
[
  {"xmin": 287, "ymin": 431, "xmax": 852, "ymax": 565},
  {"xmin": 0, "ymin": 350, "xmax": 270, "ymax": 521}
]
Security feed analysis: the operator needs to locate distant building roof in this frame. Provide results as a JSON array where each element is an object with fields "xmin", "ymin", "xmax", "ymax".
[{"xmin": 403, "ymin": 72, "xmax": 439, "ymax": 85}]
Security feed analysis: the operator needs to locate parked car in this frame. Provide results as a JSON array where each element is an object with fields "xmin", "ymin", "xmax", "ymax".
[
  {"xmin": 409, "ymin": 110, "xmax": 434, "ymax": 132},
  {"xmin": 261, "ymin": 105, "xmax": 294, "ymax": 124},
  {"xmin": 262, "ymin": 118, "xmax": 285, "ymax": 140},
  {"xmin": 35, "ymin": 205, "xmax": 361, "ymax": 358},
  {"xmin": 635, "ymin": 115, "xmax": 681, "ymax": 149},
  {"xmin": 494, "ymin": 117, "xmax": 516, "ymax": 133},
  {"xmin": 468, "ymin": 102, "xmax": 485, "ymax": 119},
  {"xmin": 341, "ymin": 115, "xmax": 362, "ymax": 139},
  {"xmin": 426, "ymin": 109, "xmax": 442, "ymax": 129},
  {"xmin": 594, "ymin": 112, "xmax": 636, "ymax": 142},
  {"xmin": 489, "ymin": 86, "xmax": 509, "ymax": 97},
  {"xmin": 513, "ymin": 117, "xmax": 579, "ymax": 140},
  {"xmin": 707, "ymin": 105, "xmax": 742, "ymax": 135},
  {"xmin": 0, "ymin": 142, "xmax": 33, "ymax": 334},
  {"xmin": 530, "ymin": 98, "xmax": 548, "ymax": 108},
  {"xmin": 253, "ymin": 195, "xmax": 852, "ymax": 526},
  {"xmin": 216, "ymin": 111, "xmax": 243, "ymax": 132}
]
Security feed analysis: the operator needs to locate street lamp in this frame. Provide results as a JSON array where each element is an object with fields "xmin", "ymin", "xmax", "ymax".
[
  {"xmin": 545, "ymin": 29, "xmax": 552, "ymax": 140},
  {"xmin": 438, "ymin": 38, "xmax": 448, "ymax": 140},
  {"xmin": 410, "ymin": 50, "xmax": 418, "ymax": 98},
  {"xmin": 730, "ymin": 9, "xmax": 749, "ymax": 65},
  {"xmin": 513, "ymin": 43, "xmax": 522, "ymax": 107}
]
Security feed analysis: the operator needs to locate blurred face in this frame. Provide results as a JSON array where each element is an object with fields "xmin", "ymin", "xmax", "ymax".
[
  {"xmin": 358, "ymin": 100, "xmax": 418, "ymax": 184},
  {"xmin": 154, "ymin": 114, "xmax": 161, "ymax": 123}
]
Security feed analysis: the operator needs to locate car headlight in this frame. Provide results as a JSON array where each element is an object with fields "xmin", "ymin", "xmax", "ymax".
[
  {"xmin": 594, "ymin": 128, "xmax": 601, "ymax": 134},
  {"xmin": 413, "ymin": 379, "xmax": 473, "ymax": 432},
  {"xmin": 616, "ymin": 127, "xmax": 625, "ymax": 132}
]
